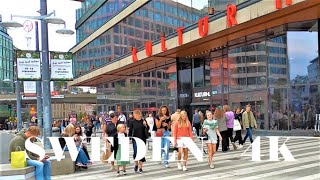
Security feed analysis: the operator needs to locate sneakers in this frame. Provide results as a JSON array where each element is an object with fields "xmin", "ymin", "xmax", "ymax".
[
  {"xmin": 238, "ymin": 144, "xmax": 243, "ymax": 149},
  {"xmin": 177, "ymin": 162, "xmax": 182, "ymax": 170},
  {"xmin": 182, "ymin": 166, "xmax": 187, "ymax": 171},
  {"xmin": 165, "ymin": 164, "xmax": 170, "ymax": 168},
  {"xmin": 210, "ymin": 164, "xmax": 215, "ymax": 169},
  {"xmin": 139, "ymin": 168, "xmax": 143, "ymax": 174},
  {"xmin": 123, "ymin": 170, "xmax": 127, "ymax": 175},
  {"xmin": 134, "ymin": 165, "xmax": 138, "ymax": 172},
  {"xmin": 116, "ymin": 171, "xmax": 120, "ymax": 177},
  {"xmin": 232, "ymin": 142, "xmax": 237, "ymax": 150}
]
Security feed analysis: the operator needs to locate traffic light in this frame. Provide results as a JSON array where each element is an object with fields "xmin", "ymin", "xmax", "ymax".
[{"xmin": 8, "ymin": 104, "xmax": 12, "ymax": 111}]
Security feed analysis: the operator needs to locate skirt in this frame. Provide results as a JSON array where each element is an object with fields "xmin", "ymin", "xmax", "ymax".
[{"xmin": 116, "ymin": 144, "xmax": 130, "ymax": 166}]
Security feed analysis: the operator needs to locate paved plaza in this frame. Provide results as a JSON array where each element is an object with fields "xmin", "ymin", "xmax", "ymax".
[{"xmin": 52, "ymin": 136, "xmax": 320, "ymax": 180}]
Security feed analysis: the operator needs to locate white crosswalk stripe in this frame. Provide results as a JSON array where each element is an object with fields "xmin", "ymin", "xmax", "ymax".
[{"xmin": 52, "ymin": 136, "xmax": 320, "ymax": 180}]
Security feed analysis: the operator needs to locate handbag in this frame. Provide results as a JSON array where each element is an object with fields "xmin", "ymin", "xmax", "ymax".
[
  {"xmin": 200, "ymin": 132, "xmax": 208, "ymax": 141},
  {"xmin": 155, "ymin": 129, "xmax": 163, "ymax": 137},
  {"xmin": 233, "ymin": 119, "xmax": 241, "ymax": 131},
  {"xmin": 144, "ymin": 121, "xmax": 151, "ymax": 139},
  {"xmin": 101, "ymin": 142, "xmax": 112, "ymax": 163},
  {"xmin": 11, "ymin": 146, "xmax": 27, "ymax": 169}
]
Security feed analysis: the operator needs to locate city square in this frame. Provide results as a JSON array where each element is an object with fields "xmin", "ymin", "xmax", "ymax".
[{"xmin": 1, "ymin": 0, "xmax": 320, "ymax": 180}]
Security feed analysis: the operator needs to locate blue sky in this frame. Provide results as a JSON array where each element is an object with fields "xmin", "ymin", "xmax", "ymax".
[{"xmin": 0, "ymin": 0, "xmax": 81, "ymax": 52}]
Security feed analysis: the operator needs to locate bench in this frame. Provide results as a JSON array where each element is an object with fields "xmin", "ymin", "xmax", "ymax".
[
  {"xmin": 0, "ymin": 164, "xmax": 35, "ymax": 180},
  {"xmin": 45, "ymin": 149, "xmax": 75, "ymax": 176}
]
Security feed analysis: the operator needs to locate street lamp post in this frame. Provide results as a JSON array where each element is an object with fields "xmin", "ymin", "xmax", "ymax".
[
  {"xmin": 0, "ymin": 1, "xmax": 74, "ymax": 148},
  {"xmin": 40, "ymin": 0, "xmax": 52, "ymax": 149}
]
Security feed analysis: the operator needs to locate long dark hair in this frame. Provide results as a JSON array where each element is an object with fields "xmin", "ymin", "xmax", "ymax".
[
  {"xmin": 158, "ymin": 105, "xmax": 170, "ymax": 117},
  {"xmin": 74, "ymin": 125, "xmax": 83, "ymax": 136}
]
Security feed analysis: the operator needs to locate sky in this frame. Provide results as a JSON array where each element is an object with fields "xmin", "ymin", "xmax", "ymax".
[{"xmin": 0, "ymin": 0, "xmax": 81, "ymax": 52}]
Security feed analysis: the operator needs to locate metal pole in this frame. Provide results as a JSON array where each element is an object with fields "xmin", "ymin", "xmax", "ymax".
[
  {"xmin": 16, "ymin": 80, "xmax": 22, "ymax": 131},
  {"xmin": 40, "ymin": 0, "xmax": 52, "ymax": 149},
  {"xmin": 35, "ymin": 21, "xmax": 43, "ymax": 130}
]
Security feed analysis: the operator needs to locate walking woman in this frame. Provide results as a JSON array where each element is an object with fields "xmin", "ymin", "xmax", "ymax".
[
  {"xmin": 242, "ymin": 105, "xmax": 257, "ymax": 144},
  {"xmin": 84, "ymin": 121, "xmax": 93, "ymax": 144},
  {"xmin": 128, "ymin": 110, "xmax": 149, "ymax": 174},
  {"xmin": 233, "ymin": 107, "xmax": 244, "ymax": 148},
  {"xmin": 173, "ymin": 111, "xmax": 193, "ymax": 171},
  {"xmin": 154, "ymin": 106, "xmax": 171, "ymax": 168},
  {"xmin": 223, "ymin": 105, "xmax": 237, "ymax": 150},
  {"xmin": 215, "ymin": 107, "xmax": 228, "ymax": 152},
  {"xmin": 203, "ymin": 110, "xmax": 222, "ymax": 168},
  {"xmin": 105, "ymin": 113, "xmax": 118, "ymax": 171}
]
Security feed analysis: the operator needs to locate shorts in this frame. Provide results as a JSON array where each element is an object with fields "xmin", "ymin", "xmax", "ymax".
[
  {"xmin": 205, "ymin": 138, "xmax": 217, "ymax": 144},
  {"xmin": 177, "ymin": 139, "xmax": 188, "ymax": 148}
]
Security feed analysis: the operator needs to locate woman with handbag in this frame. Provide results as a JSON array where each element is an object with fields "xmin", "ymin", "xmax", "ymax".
[
  {"xmin": 173, "ymin": 111, "xmax": 193, "ymax": 171},
  {"xmin": 202, "ymin": 110, "xmax": 222, "ymax": 169},
  {"xmin": 154, "ymin": 106, "xmax": 171, "ymax": 168},
  {"xmin": 233, "ymin": 107, "xmax": 244, "ymax": 148},
  {"xmin": 128, "ymin": 110, "xmax": 149, "ymax": 174}
]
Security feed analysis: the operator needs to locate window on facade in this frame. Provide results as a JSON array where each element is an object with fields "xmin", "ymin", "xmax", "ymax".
[
  {"xmin": 155, "ymin": 13, "xmax": 161, "ymax": 22},
  {"xmin": 144, "ymin": 72, "xmax": 150, "ymax": 77},
  {"xmin": 144, "ymin": 80, "xmax": 151, "ymax": 87},
  {"xmin": 152, "ymin": 80, "xmax": 157, "ymax": 87},
  {"xmin": 193, "ymin": 58, "xmax": 204, "ymax": 87},
  {"xmin": 144, "ymin": 21, "xmax": 149, "ymax": 30},
  {"xmin": 114, "ymin": 36, "xmax": 120, "ymax": 44},
  {"xmin": 144, "ymin": 32, "xmax": 149, "ymax": 40},
  {"xmin": 137, "ymin": 79, "xmax": 141, "ymax": 84},
  {"xmin": 155, "ymin": 1, "xmax": 160, "ymax": 10},
  {"xmin": 135, "ymin": 19, "xmax": 142, "ymax": 28},
  {"xmin": 247, "ymin": 77, "xmax": 257, "ymax": 86}
]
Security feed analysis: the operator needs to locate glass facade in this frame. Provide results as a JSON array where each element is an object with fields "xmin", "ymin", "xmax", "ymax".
[
  {"xmin": 177, "ymin": 20, "xmax": 319, "ymax": 131},
  {"xmin": 96, "ymin": 59, "xmax": 177, "ymax": 116},
  {"xmin": 0, "ymin": 25, "xmax": 14, "ymax": 94},
  {"xmin": 75, "ymin": 0, "xmax": 239, "ymax": 76}
]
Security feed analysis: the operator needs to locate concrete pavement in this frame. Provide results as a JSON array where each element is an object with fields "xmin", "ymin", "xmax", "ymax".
[{"xmin": 51, "ymin": 135, "xmax": 320, "ymax": 180}]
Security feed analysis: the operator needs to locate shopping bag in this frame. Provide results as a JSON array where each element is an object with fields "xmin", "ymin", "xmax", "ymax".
[
  {"xmin": 233, "ymin": 119, "xmax": 241, "ymax": 131},
  {"xmin": 101, "ymin": 142, "xmax": 112, "ymax": 163},
  {"xmin": 11, "ymin": 147, "xmax": 27, "ymax": 169}
]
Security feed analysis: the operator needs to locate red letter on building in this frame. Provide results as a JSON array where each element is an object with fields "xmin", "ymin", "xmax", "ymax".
[
  {"xmin": 145, "ymin": 40, "xmax": 152, "ymax": 57},
  {"xmin": 198, "ymin": 16, "xmax": 209, "ymax": 37},
  {"xmin": 132, "ymin": 47, "xmax": 138, "ymax": 63},
  {"xmin": 161, "ymin": 36, "xmax": 167, "ymax": 52},
  {"xmin": 226, "ymin": 4, "xmax": 238, "ymax": 28},
  {"xmin": 177, "ymin": 27, "xmax": 184, "ymax": 46},
  {"xmin": 276, "ymin": 0, "xmax": 292, "ymax": 9}
]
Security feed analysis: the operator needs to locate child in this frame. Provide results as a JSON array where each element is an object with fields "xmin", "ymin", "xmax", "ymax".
[{"xmin": 114, "ymin": 124, "xmax": 130, "ymax": 176}]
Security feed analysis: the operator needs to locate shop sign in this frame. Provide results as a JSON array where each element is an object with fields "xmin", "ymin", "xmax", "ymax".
[
  {"xmin": 194, "ymin": 90, "xmax": 218, "ymax": 98},
  {"xmin": 131, "ymin": 0, "xmax": 293, "ymax": 63}
]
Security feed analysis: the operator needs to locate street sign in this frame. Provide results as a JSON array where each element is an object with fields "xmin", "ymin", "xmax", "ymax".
[
  {"xmin": 23, "ymin": 20, "xmax": 33, "ymax": 32},
  {"xmin": 50, "ymin": 52, "xmax": 73, "ymax": 80},
  {"xmin": 16, "ymin": 51, "xmax": 41, "ymax": 80}
]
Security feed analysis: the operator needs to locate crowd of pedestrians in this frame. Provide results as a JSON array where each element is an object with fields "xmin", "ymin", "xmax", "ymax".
[{"xmin": 8, "ymin": 104, "xmax": 257, "ymax": 179}]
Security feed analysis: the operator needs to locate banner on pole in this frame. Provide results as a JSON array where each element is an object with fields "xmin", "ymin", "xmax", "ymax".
[
  {"xmin": 23, "ymin": 81, "xmax": 36, "ymax": 96},
  {"xmin": 16, "ymin": 50, "xmax": 41, "ymax": 80},
  {"xmin": 50, "ymin": 52, "xmax": 73, "ymax": 81}
]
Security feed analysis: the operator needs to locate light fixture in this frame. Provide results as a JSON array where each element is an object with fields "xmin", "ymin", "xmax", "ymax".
[
  {"xmin": 43, "ymin": 16, "xmax": 65, "ymax": 24},
  {"xmin": 0, "ymin": 21, "xmax": 23, "ymax": 28},
  {"xmin": 56, "ymin": 25, "xmax": 74, "ymax": 35}
]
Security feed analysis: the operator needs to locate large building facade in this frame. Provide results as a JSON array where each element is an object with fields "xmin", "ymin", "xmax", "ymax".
[{"xmin": 70, "ymin": 0, "xmax": 320, "ymax": 133}]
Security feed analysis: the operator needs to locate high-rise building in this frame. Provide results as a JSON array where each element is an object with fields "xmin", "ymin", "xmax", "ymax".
[
  {"xmin": 74, "ymin": 0, "xmax": 203, "ymax": 76},
  {"xmin": 0, "ymin": 25, "xmax": 14, "ymax": 94}
]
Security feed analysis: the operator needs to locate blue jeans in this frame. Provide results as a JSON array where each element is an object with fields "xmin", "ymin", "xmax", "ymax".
[
  {"xmin": 27, "ymin": 159, "xmax": 51, "ymax": 180},
  {"xmin": 243, "ymin": 127, "xmax": 253, "ymax": 144},
  {"xmin": 132, "ymin": 139, "xmax": 146, "ymax": 162},
  {"xmin": 161, "ymin": 130, "xmax": 171, "ymax": 164},
  {"xmin": 65, "ymin": 146, "xmax": 89, "ymax": 165}
]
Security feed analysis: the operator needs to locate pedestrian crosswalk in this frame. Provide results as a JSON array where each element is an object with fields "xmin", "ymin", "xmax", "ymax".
[{"xmin": 52, "ymin": 136, "xmax": 320, "ymax": 180}]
